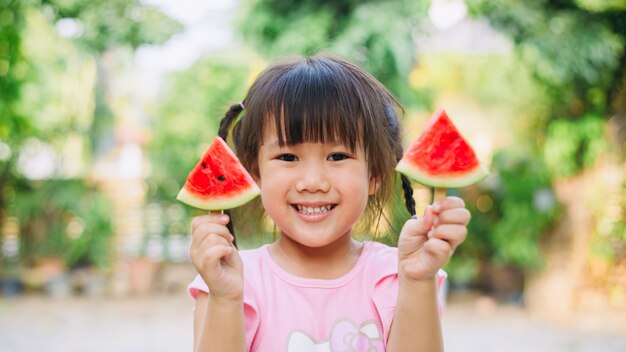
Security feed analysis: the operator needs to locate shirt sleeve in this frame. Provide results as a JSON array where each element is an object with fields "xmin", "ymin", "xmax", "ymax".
[
  {"xmin": 187, "ymin": 274, "xmax": 259, "ymax": 351},
  {"xmin": 188, "ymin": 274, "xmax": 208, "ymax": 300},
  {"xmin": 372, "ymin": 269, "xmax": 447, "ymax": 344}
]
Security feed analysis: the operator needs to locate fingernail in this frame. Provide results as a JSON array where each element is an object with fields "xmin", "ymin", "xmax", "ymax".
[{"xmin": 432, "ymin": 203, "xmax": 441, "ymax": 213}]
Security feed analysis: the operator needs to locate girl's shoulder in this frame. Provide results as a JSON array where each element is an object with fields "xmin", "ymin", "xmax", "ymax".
[
  {"xmin": 362, "ymin": 240, "xmax": 398, "ymax": 263},
  {"xmin": 238, "ymin": 245, "xmax": 267, "ymax": 262},
  {"xmin": 363, "ymin": 240, "xmax": 397, "ymax": 254},
  {"xmin": 238, "ymin": 244, "xmax": 273, "ymax": 278},
  {"xmin": 360, "ymin": 241, "xmax": 399, "ymax": 282}
]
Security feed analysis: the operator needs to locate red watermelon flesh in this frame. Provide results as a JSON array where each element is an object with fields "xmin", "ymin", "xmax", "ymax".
[
  {"xmin": 396, "ymin": 109, "xmax": 488, "ymax": 188},
  {"xmin": 177, "ymin": 137, "xmax": 260, "ymax": 210}
]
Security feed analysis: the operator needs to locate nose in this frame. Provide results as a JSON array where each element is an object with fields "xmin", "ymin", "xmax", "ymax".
[{"xmin": 295, "ymin": 162, "xmax": 331, "ymax": 193}]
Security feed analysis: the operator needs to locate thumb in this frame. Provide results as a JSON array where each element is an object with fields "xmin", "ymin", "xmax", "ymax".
[
  {"xmin": 399, "ymin": 206, "xmax": 435, "ymax": 255},
  {"xmin": 413, "ymin": 205, "xmax": 434, "ymax": 235}
]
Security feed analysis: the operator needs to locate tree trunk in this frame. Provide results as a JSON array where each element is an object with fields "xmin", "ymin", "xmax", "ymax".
[{"xmin": 90, "ymin": 52, "xmax": 116, "ymax": 160}]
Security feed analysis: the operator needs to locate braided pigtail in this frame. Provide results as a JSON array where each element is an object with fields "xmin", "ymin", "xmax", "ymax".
[
  {"xmin": 400, "ymin": 174, "xmax": 416, "ymax": 217},
  {"xmin": 217, "ymin": 103, "xmax": 245, "ymax": 247},
  {"xmin": 218, "ymin": 103, "xmax": 244, "ymax": 141},
  {"xmin": 385, "ymin": 105, "xmax": 416, "ymax": 217}
]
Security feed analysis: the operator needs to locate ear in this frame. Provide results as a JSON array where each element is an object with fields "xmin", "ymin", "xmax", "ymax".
[{"xmin": 368, "ymin": 176, "xmax": 380, "ymax": 196}]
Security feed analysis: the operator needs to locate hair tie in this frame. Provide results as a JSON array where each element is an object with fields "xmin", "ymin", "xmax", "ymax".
[{"xmin": 239, "ymin": 102, "xmax": 245, "ymax": 110}]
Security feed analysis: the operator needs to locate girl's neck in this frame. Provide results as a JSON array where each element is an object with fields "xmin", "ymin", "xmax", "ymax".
[{"xmin": 268, "ymin": 234, "xmax": 364, "ymax": 280}]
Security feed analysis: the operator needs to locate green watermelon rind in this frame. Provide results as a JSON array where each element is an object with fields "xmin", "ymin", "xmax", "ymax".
[
  {"xmin": 176, "ymin": 183, "xmax": 261, "ymax": 210},
  {"xmin": 396, "ymin": 159, "xmax": 489, "ymax": 188}
]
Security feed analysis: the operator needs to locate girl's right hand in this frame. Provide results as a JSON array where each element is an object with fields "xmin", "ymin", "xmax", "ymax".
[{"xmin": 189, "ymin": 214, "xmax": 243, "ymax": 302}]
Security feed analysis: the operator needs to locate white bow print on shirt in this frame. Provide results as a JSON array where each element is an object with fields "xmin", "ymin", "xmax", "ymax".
[{"xmin": 287, "ymin": 318, "xmax": 384, "ymax": 352}]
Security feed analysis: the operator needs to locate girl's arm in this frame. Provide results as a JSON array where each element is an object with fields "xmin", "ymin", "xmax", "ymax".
[
  {"xmin": 193, "ymin": 292, "xmax": 246, "ymax": 352},
  {"xmin": 387, "ymin": 278, "xmax": 443, "ymax": 352},
  {"xmin": 387, "ymin": 196, "xmax": 469, "ymax": 352},
  {"xmin": 190, "ymin": 214, "xmax": 246, "ymax": 352}
]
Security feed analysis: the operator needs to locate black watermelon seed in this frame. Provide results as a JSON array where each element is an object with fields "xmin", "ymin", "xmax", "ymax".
[{"xmin": 217, "ymin": 175, "xmax": 226, "ymax": 181}]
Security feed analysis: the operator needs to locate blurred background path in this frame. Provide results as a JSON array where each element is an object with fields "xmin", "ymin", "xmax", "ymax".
[{"xmin": 2, "ymin": 292, "xmax": 625, "ymax": 352}]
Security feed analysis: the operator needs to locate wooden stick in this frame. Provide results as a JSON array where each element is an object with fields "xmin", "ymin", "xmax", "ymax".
[{"xmin": 433, "ymin": 187, "xmax": 447, "ymax": 203}]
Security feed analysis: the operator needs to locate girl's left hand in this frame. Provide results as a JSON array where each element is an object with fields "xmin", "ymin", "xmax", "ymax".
[{"xmin": 397, "ymin": 196, "xmax": 470, "ymax": 283}]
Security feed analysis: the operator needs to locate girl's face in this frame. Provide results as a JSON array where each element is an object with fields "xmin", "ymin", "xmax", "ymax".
[{"xmin": 256, "ymin": 123, "xmax": 376, "ymax": 249}]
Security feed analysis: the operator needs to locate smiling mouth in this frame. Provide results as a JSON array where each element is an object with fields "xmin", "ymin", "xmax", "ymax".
[{"xmin": 293, "ymin": 204, "xmax": 336, "ymax": 216}]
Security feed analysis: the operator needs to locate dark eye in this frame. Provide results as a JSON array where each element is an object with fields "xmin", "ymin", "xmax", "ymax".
[
  {"xmin": 277, "ymin": 154, "xmax": 298, "ymax": 162},
  {"xmin": 328, "ymin": 153, "xmax": 350, "ymax": 161}
]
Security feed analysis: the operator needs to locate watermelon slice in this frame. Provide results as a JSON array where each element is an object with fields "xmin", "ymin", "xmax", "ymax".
[
  {"xmin": 396, "ymin": 109, "xmax": 489, "ymax": 188},
  {"xmin": 176, "ymin": 137, "xmax": 261, "ymax": 210}
]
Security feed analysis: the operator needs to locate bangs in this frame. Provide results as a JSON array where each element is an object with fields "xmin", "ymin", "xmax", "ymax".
[{"xmin": 260, "ymin": 58, "xmax": 364, "ymax": 151}]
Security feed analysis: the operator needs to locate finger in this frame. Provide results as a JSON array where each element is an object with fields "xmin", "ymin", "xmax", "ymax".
[
  {"xmin": 406, "ymin": 205, "xmax": 435, "ymax": 236},
  {"xmin": 191, "ymin": 214, "xmax": 230, "ymax": 232},
  {"xmin": 192, "ymin": 241, "xmax": 231, "ymax": 264},
  {"xmin": 189, "ymin": 232, "xmax": 234, "ymax": 258},
  {"xmin": 422, "ymin": 205, "xmax": 435, "ymax": 232},
  {"xmin": 424, "ymin": 238, "xmax": 454, "ymax": 263},
  {"xmin": 202, "ymin": 244, "xmax": 235, "ymax": 276},
  {"xmin": 196, "ymin": 233, "xmax": 232, "ymax": 258},
  {"xmin": 437, "ymin": 207, "xmax": 471, "ymax": 225},
  {"xmin": 193, "ymin": 222, "xmax": 234, "ymax": 243},
  {"xmin": 432, "ymin": 196, "xmax": 465, "ymax": 214},
  {"xmin": 191, "ymin": 234, "xmax": 232, "ymax": 267},
  {"xmin": 431, "ymin": 224, "xmax": 467, "ymax": 248},
  {"xmin": 202, "ymin": 232, "xmax": 232, "ymax": 247}
]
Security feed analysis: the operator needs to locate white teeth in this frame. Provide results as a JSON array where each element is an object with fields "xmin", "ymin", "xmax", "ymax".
[{"xmin": 296, "ymin": 205, "xmax": 332, "ymax": 215}]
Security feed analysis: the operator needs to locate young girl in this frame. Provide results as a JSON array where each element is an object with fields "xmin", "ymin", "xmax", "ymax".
[{"xmin": 188, "ymin": 54, "xmax": 470, "ymax": 352}]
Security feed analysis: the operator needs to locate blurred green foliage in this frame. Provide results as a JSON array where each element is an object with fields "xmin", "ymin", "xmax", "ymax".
[
  {"xmin": 543, "ymin": 114, "xmax": 609, "ymax": 177},
  {"xmin": 0, "ymin": 0, "xmax": 31, "ymax": 170},
  {"xmin": 38, "ymin": 0, "xmax": 182, "ymax": 157},
  {"xmin": 11, "ymin": 179, "xmax": 113, "ymax": 269},
  {"xmin": 40, "ymin": 0, "xmax": 182, "ymax": 53},
  {"xmin": 575, "ymin": 0, "xmax": 626, "ymax": 11},
  {"xmin": 38, "ymin": 0, "xmax": 183, "ymax": 157},
  {"xmin": 18, "ymin": 9, "xmax": 94, "ymax": 158},
  {"xmin": 466, "ymin": 0, "xmax": 625, "ymax": 118},
  {"xmin": 239, "ymin": 0, "xmax": 431, "ymax": 106},
  {"xmin": 449, "ymin": 149, "xmax": 560, "ymax": 283},
  {"xmin": 0, "ymin": 0, "xmax": 180, "ymax": 271}
]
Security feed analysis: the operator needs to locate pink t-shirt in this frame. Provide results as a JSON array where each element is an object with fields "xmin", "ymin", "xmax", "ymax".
[{"xmin": 188, "ymin": 241, "xmax": 447, "ymax": 352}]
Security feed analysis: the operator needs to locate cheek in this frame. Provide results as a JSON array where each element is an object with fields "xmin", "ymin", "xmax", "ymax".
[
  {"xmin": 259, "ymin": 187, "xmax": 283, "ymax": 220},
  {"xmin": 342, "ymin": 176, "xmax": 371, "ymax": 204},
  {"xmin": 258, "ymin": 169, "xmax": 286, "ymax": 189},
  {"xmin": 258, "ymin": 173, "xmax": 290, "ymax": 209}
]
